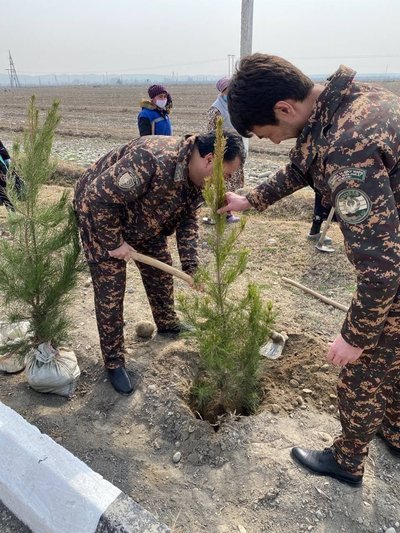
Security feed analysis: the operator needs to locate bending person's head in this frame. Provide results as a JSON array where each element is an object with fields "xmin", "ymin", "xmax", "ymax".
[
  {"xmin": 195, "ymin": 130, "xmax": 246, "ymax": 164},
  {"xmin": 188, "ymin": 131, "xmax": 246, "ymax": 187}
]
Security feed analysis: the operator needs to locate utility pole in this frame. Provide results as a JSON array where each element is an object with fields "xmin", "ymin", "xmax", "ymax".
[
  {"xmin": 227, "ymin": 54, "xmax": 235, "ymax": 76},
  {"xmin": 240, "ymin": 0, "xmax": 254, "ymax": 58},
  {"xmin": 7, "ymin": 51, "xmax": 21, "ymax": 88}
]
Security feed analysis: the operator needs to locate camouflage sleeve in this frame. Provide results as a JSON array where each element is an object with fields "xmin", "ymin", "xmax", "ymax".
[
  {"xmin": 245, "ymin": 162, "xmax": 309, "ymax": 211},
  {"xmin": 207, "ymin": 107, "xmax": 221, "ymax": 133},
  {"xmin": 175, "ymin": 209, "xmax": 200, "ymax": 275},
  {"xmin": 326, "ymin": 148, "xmax": 400, "ymax": 351},
  {"xmin": 87, "ymin": 147, "xmax": 156, "ymax": 250}
]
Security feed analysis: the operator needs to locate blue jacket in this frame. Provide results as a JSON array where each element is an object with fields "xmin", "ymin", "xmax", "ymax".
[{"xmin": 137, "ymin": 105, "xmax": 172, "ymax": 136}]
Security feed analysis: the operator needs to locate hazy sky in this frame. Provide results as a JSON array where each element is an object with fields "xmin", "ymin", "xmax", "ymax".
[{"xmin": 2, "ymin": 0, "xmax": 400, "ymax": 77}]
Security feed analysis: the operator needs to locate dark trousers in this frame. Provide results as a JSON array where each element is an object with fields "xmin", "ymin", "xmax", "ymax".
[
  {"xmin": 0, "ymin": 171, "xmax": 25, "ymax": 211},
  {"xmin": 89, "ymin": 237, "xmax": 178, "ymax": 369},
  {"xmin": 333, "ymin": 287, "xmax": 400, "ymax": 475},
  {"xmin": 313, "ymin": 191, "xmax": 331, "ymax": 222}
]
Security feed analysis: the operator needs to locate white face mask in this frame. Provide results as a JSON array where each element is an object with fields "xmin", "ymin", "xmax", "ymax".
[{"xmin": 155, "ymin": 98, "xmax": 167, "ymax": 109}]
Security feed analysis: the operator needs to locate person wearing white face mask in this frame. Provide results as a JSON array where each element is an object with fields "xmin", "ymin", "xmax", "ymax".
[{"xmin": 137, "ymin": 84, "xmax": 173, "ymax": 136}]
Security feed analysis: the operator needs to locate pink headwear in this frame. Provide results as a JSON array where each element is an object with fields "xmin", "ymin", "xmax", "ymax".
[{"xmin": 216, "ymin": 76, "xmax": 231, "ymax": 93}]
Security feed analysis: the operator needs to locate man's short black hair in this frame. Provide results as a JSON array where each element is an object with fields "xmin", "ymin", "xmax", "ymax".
[
  {"xmin": 228, "ymin": 53, "xmax": 314, "ymax": 137},
  {"xmin": 195, "ymin": 130, "xmax": 246, "ymax": 164}
]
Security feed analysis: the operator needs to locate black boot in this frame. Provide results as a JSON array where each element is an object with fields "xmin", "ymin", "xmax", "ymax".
[
  {"xmin": 376, "ymin": 430, "xmax": 400, "ymax": 457},
  {"xmin": 307, "ymin": 217, "xmax": 332, "ymax": 245},
  {"xmin": 291, "ymin": 447, "xmax": 362, "ymax": 486},
  {"xmin": 308, "ymin": 217, "xmax": 322, "ymax": 236},
  {"xmin": 157, "ymin": 322, "xmax": 193, "ymax": 337},
  {"xmin": 107, "ymin": 367, "xmax": 134, "ymax": 395}
]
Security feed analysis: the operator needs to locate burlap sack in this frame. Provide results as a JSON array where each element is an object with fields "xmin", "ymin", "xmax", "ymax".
[
  {"xmin": 0, "ymin": 321, "xmax": 30, "ymax": 373},
  {"xmin": 25, "ymin": 342, "xmax": 80, "ymax": 397}
]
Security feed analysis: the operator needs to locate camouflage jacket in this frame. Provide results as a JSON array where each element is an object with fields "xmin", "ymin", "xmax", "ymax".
[
  {"xmin": 246, "ymin": 66, "xmax": 400, "ymax": 350},
  {"xmin": 74, "ymin": 135, "xmax": 203, "ymax": 273}
]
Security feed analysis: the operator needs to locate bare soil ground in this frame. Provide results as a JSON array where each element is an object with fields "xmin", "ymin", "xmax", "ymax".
[{"xmin": 0, "ymin": 83, "xmax": 399, "ymax": 533}]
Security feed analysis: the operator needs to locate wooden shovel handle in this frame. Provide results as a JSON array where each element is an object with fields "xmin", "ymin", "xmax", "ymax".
[
  {"xmin": 317, "ymin": 207, "xmax": 335, "ymax": 247},
  {"xmin": 282, "ymin": 276, "xmax": 348, "ymax": 312},
  {"xmin": 130, "ymin": 251, "xmax": 286, "ymax": 345},
  {"xmin": 130, "ymin": 251, "xmax": 194, "ymax": 286}
]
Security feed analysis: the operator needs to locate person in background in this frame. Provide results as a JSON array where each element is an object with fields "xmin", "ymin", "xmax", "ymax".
[
  {"xmin": 0, "ymin": 141, "xmax": 11, "ymax": 168},
  {"xmin": 205, "ymin": 76, "xmax": 246, "ymax": 224},
  {"xmin": 307, "ymin": 190, "xmax": 333, "ymax": 245},
  {"xmin": 137, "ymin": 84, "xmax": 173, "ymax": 136},
  {"xmin": 0, "ymin": 140, "xmax": 23, "ymax": 210}
]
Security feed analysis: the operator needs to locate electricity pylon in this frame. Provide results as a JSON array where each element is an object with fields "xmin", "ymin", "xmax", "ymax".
[{"xmin": 7, "ymin": 51, "xmax": 21, "ymax": 88}]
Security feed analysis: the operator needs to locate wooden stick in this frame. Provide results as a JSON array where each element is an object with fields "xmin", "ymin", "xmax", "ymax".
[
  {"xmin": 282, "ymin": 276, "xmax": 348, "ymax": 312},
  {"xmin": 130, "ymin": 250, "xmax": 286, "ymax": 349},
  {"xmin": 131, "ymin": 251, "xmax": 194, "ymax": 286},
  {"xmin": 130, "ymin": 253, "xmax": 347, "ymax": 314},
  {"xmin": 258, "ymin": 170, "xmax": 272, "ymax": 179}
]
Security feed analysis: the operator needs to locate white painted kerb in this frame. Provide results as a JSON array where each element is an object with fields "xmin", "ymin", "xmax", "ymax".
[{"xmin": 0, "ymin": 401, "xmax": 121, "ymax": 533}]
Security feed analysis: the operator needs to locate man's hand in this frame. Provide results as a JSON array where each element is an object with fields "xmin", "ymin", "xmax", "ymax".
[
  {"xmin": 108, "ymin": 241, "xmax": 136, "ymax": 262},
  {"xmin": 217, "ymin": 192, "xmax": 251, "ymax": 215},
  {"xmin": 327, "ymin": 334, "xmax": 363, "ymax": 366}
]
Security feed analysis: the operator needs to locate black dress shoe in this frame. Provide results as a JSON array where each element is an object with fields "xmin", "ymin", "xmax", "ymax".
[
  {"xmin": 291, "ymin": 447, "xmax": 362, "ymax": 486},
  {"xmin": 157, "ymin": 322, "xmax": 193, "ymax": 337},
  {"xmin": 107, "ymin": 367, "xmax": 134, "ymax": 395},
  {"xmin": 376, "ymin": 430, "xmax": 400, "ymax": 457}
]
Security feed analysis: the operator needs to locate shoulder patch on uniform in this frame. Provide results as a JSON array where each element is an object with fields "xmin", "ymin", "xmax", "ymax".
[
  {"xmin": 328, "ymin": 167, "xmax": 366, "ymax": 192},
  {"xmin": 117, "ymin": 171, "xmax": 141, "ymax": 190},
  {"xmin": 335, "ymin": 188, "xmax": 372, "ymax": 224}
]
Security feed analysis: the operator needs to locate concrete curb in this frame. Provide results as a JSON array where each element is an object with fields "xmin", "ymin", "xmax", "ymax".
[{"xmin": 0, "ymin": 402, "xmax": 170, "ymax": 533}]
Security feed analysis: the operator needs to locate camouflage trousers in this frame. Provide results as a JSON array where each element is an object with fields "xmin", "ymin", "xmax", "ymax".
[
  {"xmin": 88, "ymin": 238, "xmax": 178, "ymax": 369},
  {"xmin": 333, "ymin": 289, "xmax": 400, "ymax": 476}
]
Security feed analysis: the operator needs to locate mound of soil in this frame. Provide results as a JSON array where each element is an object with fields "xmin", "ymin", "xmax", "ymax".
[{"xmin": 261, "ymin": 334, "xmax": 338, "ymax": 415}]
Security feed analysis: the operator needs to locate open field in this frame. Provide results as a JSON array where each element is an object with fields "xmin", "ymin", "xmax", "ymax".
[
  {"xmin": 0, "ymin": 83, "xmax": 297, "ymax": 176},
  {"xmin": 0, "ymin": 82, "xmax": 399, "ymax": 532}
]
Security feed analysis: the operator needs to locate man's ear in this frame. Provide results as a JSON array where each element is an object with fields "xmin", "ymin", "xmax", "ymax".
[
  {"xmin": 273, "ymin": 100, "xmax": 295, "ymax": 120},
  {"xmin": 204, "ymin": 153, "xmax": 213, "ymax": 169}
]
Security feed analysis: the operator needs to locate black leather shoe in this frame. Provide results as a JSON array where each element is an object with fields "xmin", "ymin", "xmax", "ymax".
[
  {"xmin": 107, "ymin": 367, "xmax": 134, "ymax": 395},
  {"xmin": 376, "ymin": 430, "xmax": 400, "ymax": 457},
  {"xmin": 291, "ymin": 447, "xmax": 362, "ymax": 486},
  {"xmin": 157, "ymin": 322, "xmax": 193, "ymax": 337}
]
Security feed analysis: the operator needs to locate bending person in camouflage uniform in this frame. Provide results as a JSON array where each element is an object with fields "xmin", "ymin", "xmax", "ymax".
[
  {"xmin": 219, "ymin": 53, "xmax": 400, "ymax": 485},
  {"xmin": 74, "ymin": 132, "xmax": 244, "ymax": 395}
]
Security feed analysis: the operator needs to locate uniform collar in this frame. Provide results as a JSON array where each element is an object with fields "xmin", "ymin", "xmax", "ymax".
[
  {"xmin": 291, "ymin": 65, "xmax": 356, "ymax": 172},
  {"xmin": 173, "ymin": 135, "xmax": 197, "ymax": 183}
]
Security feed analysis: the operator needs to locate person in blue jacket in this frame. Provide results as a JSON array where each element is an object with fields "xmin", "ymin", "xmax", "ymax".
[
  {"xmin": 137, "ymin": 84, "xmax": 172, "ymax": 136},
  {"xmin": 0, "ymin": 140, "xmax": 24, "ymax": 210}
]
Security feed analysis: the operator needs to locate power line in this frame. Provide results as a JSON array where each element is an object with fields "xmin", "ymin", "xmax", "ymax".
[
  {"xmin": 290, "ymin": 54, "xmax": 400, "ymax": 60},
  {"xmin": 17, "ymin": 57, "xmax": 229, "ymax": 76},
  {"xmin": 11, "ymin": 54, "xmax": 400, "ymax": 78}
]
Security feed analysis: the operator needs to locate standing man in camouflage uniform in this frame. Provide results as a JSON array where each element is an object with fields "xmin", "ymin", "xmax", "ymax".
[
  {"xmin": 74, "ymin": 132, "xmax": 244, "ymax": 395},
  {"xmin": 219, "ymin": 53, "xmax": 400, "ymax": 485}
]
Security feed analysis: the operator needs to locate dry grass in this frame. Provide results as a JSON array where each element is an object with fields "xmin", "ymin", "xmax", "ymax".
[{"xmin": 50, "ymin": 159, "xmax": 86, "ymax": 185}]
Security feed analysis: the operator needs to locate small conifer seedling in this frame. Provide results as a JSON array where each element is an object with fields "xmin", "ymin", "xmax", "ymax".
[
  {"xmin": 0, "ymin": 96, "xmax": 82, "ymax": 358},
  {"xmin": 178, "ymin": 118, "xmax": 275, "ymax": 423}
]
